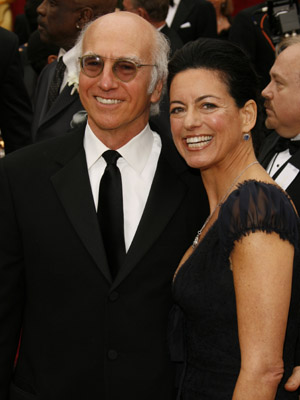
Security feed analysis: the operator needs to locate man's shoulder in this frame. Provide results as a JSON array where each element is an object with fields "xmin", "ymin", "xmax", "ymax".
[{"xmin": 2, "ymin": 126, "xmax": 85, "ymax": 169}]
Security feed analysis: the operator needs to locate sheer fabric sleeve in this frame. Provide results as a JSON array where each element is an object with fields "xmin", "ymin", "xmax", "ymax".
[{"xmin": 219, "ymin": 180, "xmax": 299, "ymax": 260}]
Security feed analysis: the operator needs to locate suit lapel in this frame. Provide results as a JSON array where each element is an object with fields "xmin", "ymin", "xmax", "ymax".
[
  {"xmin": 171, "ymin": 0, "xmax": 193, "ymax": 30},
  {"xmin": 50, "ymin": 128, "xmax": 112, "ymax": 284},
  {"xmin": 258, "ymin": 131, "xmax": 280, "ymax": 168},
  {"xmin": 111, "ymin": 143, "xmax": 187, "ymax": 290},
  {"xmin": 43, "ymin": 85, "xmax": 80, "ymax": 124}
]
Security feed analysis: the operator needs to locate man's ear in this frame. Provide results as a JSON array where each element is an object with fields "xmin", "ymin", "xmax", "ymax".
[
  {"xmin": 241, "ymin": 99, "xmax": 257, "ymax": 132},
  {"xmin": 150, "ymin": 80, "xmax": 164, "ymax": 104},
  {"xmin": 77, "ymin": 7, "xmax": 94, "ymax": 29},
  {"xmin": 136, "ymin": 7, "xmax": 151, "ymax": 21}
]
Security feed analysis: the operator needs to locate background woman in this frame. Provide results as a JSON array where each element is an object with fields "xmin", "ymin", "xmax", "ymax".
[{"xmin": 168, "ymin": 38, "xmax": 300, "ymax": 399}]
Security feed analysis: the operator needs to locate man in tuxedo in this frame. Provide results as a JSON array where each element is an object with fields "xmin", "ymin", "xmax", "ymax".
[
  {"xmin": 32, "ymin": 0, "xmax": 117, "ymax": 142},
  {"xmin": 259, "ymin": 37, "xmax": 300, "ymax": 212},
  {"xmin": 0, "ymin": 27, "xmax": 32, "ymax": 154},
  {"xmin": 122, "ymin": 0, "xmax": 183, "ymax": 56},
  {"xmin": 258, "ymin": 36, "xmax": 300, "ymax": 393},
  {"xmin": 166, "ymin": 0, "xmax": 217, "ymax": 44},
  {"xmin": 0, "ymin": 12, "xmax": 208, "ymax": 400}
]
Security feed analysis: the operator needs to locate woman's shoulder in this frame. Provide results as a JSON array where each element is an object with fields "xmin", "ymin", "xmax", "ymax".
[{"xmin": 219, "ymin": 179, "xmax": 299, "ymax": 250}]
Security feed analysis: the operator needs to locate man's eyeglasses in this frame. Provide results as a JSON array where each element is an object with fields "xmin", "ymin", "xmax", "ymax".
[{"xmin": 79, "ymin": 54, "xmax": 157, "ymax": 82}]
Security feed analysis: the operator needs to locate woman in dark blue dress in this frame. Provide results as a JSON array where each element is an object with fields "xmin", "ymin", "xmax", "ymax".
[{"xmin": 168, "ymin": 39, "xmax": 300, "ymax": 399}]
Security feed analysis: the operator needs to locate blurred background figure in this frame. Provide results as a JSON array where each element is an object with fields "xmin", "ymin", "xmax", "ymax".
[
  {"xmin": 0, "ymin": 0, "xmax": 14, "ymax": 30},
  {"xmin": 166, "ymin": 0, "xmax": 217, "ymax": 44},
  {"xmin": 14, "ymin": 0, "xmax": 41, "ymax": 45},
  {"xmin": 0, "ymin": 26, "xmax": 32, "ymax": 155},
  {"xmin": 208, "ymin": 0, "xmax": 233, "ymax": 37},
  {"xmin": 229, "ymin": 2, "xmax": 275, "ymax": 91}
]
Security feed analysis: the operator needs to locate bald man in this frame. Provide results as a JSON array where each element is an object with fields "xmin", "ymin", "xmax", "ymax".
[{"xmin": 0, "ymin": 12, "xmax": 208, "ymax": 400}]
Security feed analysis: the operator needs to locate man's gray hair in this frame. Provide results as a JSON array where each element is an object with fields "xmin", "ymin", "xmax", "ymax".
[{"xmin": 148, "ymin": 28, "xmax": 170, "ymax": 116}]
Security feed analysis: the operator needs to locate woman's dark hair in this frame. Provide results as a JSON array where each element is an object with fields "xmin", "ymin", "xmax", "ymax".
[{"xmin": 168, "ymin": 38, "xmax": 264, "ymax": 153}]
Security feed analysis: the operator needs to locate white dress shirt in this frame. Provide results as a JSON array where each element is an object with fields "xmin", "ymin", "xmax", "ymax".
[
  {"xmin": 57, "ymin": 41, "xmax": 81, "ymax": 93},
  {"xmin": 166, "ymin": 0, "xmax": 181, "ymax": 26},
  {"xmin": 84, "ymin": 123, "xmax": 162, "ymax": 251},
  {"xmin": 267, "ymin": 133, "xmax": 300, "ymax": 190},
  {"xmin": 267, "ymin": 133, "xmax": 300, "ymax": 176}
]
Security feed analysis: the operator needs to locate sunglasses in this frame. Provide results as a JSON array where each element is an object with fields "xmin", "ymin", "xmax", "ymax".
[{"xmin": 79, "ymin": 54, "xmax": 157, "ymax": 82}]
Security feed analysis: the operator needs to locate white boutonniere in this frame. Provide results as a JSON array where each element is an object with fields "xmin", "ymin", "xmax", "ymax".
[{"xmin": 67, "ymin": 72, "xmax": 79, "ymax": 95}]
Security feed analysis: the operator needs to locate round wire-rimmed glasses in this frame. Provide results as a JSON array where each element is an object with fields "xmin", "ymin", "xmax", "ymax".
[{"xmin": 79, "ymin": 54, "xmax": 157, "ymax": 82}]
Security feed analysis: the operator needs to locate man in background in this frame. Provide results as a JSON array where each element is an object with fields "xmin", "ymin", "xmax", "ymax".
[
  {"xmin": 166, "ymin": 0, "xmax": 217, "ymax": 44},
  {"xmin": 0, "ymin": 26, "xmax": 32, "ymax": 154}
]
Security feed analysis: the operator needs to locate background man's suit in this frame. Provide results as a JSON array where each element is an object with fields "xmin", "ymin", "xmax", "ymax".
[
  {"xmin": 0, "ymin": 124, "xmax": 208, "ymax": 400},
  {"xmin": 31, "ymin": 59, "xmax": 83, "ymax": 142},
  {"xmin": 258, "ymin": 131, "xmax": 300, "ymax": 212},
  {"xmin": 0, "ymin": 27, "xmax": 32, "ymax": 153},
  {"xmin": 170, "ymin": 0, "xmax": 217, "ymax": 44},
  {"xmin": 228, "ymin": 4, "xmax": 275, "ymax": 91}
]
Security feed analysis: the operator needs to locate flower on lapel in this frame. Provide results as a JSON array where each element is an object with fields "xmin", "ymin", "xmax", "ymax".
[{"xmin": 67, "ymin": 72, "xmax": 79, "ymax": 95}]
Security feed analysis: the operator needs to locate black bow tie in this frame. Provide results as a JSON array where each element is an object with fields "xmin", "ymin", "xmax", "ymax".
[{"xmin": 274, "ymin": 137, "xmax": 300, "ymax": 155}]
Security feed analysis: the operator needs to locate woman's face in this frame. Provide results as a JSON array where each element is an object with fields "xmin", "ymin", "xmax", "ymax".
[{"xmin": 169, "ymin": 68, "xmax": 251, "ymax": 170}]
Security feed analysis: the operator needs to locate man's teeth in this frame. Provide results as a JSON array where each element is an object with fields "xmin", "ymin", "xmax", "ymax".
[
  {"xmin": 186, "ymin": 136, "xmax": 212, "ymax": 148},
  {"xmin": 96, "ymin": 97, "xmax": 122, "ymax": 104}
]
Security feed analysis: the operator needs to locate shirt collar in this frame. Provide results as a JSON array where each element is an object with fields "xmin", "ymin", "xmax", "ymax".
[
  {"xmin": 60, "ymin": 42, "xmax": 81, "ymax": 80},
  {"xmin": 291, "ymin": 133, "xmax": 300, "ymax": 141},
  {"xmin": 84, "ymin": 123, "xmax": 154, "ymax": 174}
]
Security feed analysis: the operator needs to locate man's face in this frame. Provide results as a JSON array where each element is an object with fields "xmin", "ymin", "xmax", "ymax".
[
  {"xmin": 262, "ymin": 44, "xmax": 300, "ymax": 138},
  {"xmin": 37, "ymin": 0, "xmax": 82, "ymax": 50},
  {"xmin": 78, "ymin": 13, "xmax": 162, "ymax": 148}
]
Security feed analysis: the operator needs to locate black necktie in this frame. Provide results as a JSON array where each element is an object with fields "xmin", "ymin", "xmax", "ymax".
[
  {"xmin": 97, "ymin": 150, "xmax": 125, "ymax": 279},
  {"xmin": 274, "ymin": 137, "xmax": 300, "ymax": 155},
  {"xmin": 47, "ymin": 57, "xmax": 66, "ymax": 109}
]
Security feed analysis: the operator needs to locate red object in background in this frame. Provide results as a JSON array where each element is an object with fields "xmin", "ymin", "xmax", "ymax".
[
  {"xmin": 11, "ymin": 0, "xmax": 26, "ymax": 24},
  {"xmin": 232, "ymin": 0, "xmax": 263, "ymax": 16}
]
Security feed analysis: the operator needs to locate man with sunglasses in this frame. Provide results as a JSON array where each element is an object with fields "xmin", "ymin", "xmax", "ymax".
[{"xmin": 0, "ymin": 12, "xmax": 208, "ymax": 400}]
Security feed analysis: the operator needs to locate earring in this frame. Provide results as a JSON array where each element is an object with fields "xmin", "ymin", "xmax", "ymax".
[
  {"xmin": 76, "ymin": 23, "xmax": 81, "ymax": 29},
  {"xmin": 243, "ymin": 133, "xmax": 251, "ymax": 141}
]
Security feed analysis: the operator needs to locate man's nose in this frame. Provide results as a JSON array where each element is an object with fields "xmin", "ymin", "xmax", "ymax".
[{"xmin": 97, "ymin": 64, "xmax": 119, "ymax": 91}]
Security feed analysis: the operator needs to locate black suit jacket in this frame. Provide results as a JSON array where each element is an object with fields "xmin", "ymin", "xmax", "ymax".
[
  {"xmin": 0, "ymin": 27, "xmax": 32, "ymax": 153},
  {"xmin": 170, "ymin": 0, "xmax": 217, "ymax": 44},
  {"xmin": 31, "ymin": 59, "xmax": 84, "ymax": 142},
  {"xmin": 0, "ymin": 125, "xmax": 208, "ymax": 400},
  {"xmin": 228, "ymin": 4, "xmax": 275, "ymax": 91},
  {"xmin": 161, "ymin": 24, "xmax": 183, "ymax": 56}
]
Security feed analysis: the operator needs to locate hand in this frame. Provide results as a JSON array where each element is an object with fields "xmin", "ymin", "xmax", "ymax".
[{"xmin": 285, "ymin": 366, "xmax": 300, "ymax": 392}]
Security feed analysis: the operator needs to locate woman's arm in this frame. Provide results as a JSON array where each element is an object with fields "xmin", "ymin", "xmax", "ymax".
[{"xmin": 231, "ymin": 231, "xmax": 294, "ymax": 400}]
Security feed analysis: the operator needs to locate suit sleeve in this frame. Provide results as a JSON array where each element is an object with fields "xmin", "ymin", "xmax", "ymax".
[
  {"xmin": 0, "ymin": 29, "xmax": 33, "ymax": 154},
  {"xmin": 0, "ymin": 158, "xmax": 25, "ymax": 399}
]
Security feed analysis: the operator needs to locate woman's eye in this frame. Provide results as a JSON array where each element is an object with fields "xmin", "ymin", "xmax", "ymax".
[
  {"xmin": 170, "ymin": 107, "xmax": 185, "ymax": 115},
  {"xmin": 202, "ymin": 103, "xmax": 217, "ymax": 110}
]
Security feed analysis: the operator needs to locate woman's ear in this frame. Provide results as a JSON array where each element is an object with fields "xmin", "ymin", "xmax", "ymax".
[{"xmin": 241, "ymin": 99, "xmax": 257, "ymax": 133}]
